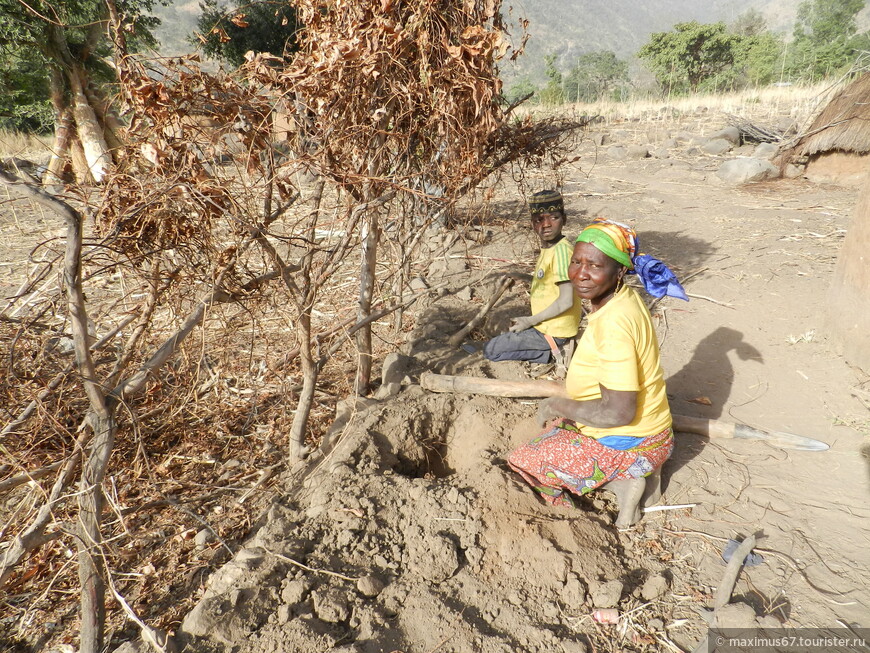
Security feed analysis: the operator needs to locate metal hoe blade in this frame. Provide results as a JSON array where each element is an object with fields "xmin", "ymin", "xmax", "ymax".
[{"xmin": 733, "ymin": 425, "xmax": 830, "ymax": 451}]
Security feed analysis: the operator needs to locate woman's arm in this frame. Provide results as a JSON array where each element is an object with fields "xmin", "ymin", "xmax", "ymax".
[{"xmin": 537, "ymin": 384, "xmax": 637, "ymax": 428}]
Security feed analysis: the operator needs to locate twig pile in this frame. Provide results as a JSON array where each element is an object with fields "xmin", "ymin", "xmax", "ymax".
[
  {"xmin": 0, "ymin": 1, "xmax": 593, "ymax": 650},
  {"xmin": 726, "ymin": 114, "xmax": 784, "ymax": 144}
]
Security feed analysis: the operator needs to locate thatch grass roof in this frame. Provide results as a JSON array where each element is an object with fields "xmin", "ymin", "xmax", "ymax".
[{"xmin": 795, "ymin": 73, "xmax": 870, "ymax": 157}]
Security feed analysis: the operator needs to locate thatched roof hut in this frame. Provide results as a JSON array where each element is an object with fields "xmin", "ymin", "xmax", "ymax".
[
  {"xmin": 780, "ymin": 73, "xmax": 870, "ymax": 185},
  {"xmin": 797, "ymin": 73, "xmax": 870, "ymax": 155}
]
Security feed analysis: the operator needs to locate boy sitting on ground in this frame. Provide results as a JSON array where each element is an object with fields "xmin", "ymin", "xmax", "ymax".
[{"xmin": 483, "ymin": 189, "xmax": 583, "ymax": 366}]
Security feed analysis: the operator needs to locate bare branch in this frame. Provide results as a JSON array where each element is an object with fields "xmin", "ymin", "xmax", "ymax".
[
  {"xmin": 0, "ymin": 461, "xmax": 65, "ymax": 494},
  {"xmin": 0, "ymin": 443, "xmax": 82, "ymax": 588},
  {"xmin": 108, "ymin": 269, "xmax": 279, "ymax": 404}
]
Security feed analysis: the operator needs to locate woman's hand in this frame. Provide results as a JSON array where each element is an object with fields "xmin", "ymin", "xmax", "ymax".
[
  {"xmin": 537, "ymin": 397, "xmax": 563, "ymax": 427},
  {"xmin": 538, "ymin": 388, "xmax": 639, "ymax": 429}
]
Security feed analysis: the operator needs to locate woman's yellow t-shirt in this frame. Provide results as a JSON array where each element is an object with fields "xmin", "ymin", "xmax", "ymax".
[
  {"xmin": 530, "ymin": 238, "xmax": 583, "ymax": 338},
  {"xmin": 565, "ymin": 285, "xmax": 671, "ymax": 438}
]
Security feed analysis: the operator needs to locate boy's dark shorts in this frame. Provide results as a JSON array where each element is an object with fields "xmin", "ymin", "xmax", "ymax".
[{"xmin": 483, "ymin": 328, "xmax": 570, "ymax": 364}]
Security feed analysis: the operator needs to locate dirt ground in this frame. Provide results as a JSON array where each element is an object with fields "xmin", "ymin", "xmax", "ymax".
[
  {"xmin": 2, "ymin": 100, "xmax": 869, "ymax": 652},
  {"xmin": 161, "ymin": 106, "xmax": 869, "ymax": 652}
]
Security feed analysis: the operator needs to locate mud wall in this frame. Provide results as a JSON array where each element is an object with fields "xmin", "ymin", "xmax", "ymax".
[
  {"xmin": 805, "ymin": 152, "xmax": 869, "ymax": 186},
  {"xmin": 827, "ymin": 168, "xmax": 870, "ymax": 373}
]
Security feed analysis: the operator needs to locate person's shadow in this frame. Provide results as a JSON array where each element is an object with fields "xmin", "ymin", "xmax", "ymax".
[{"xmin": 664, "ymin": 327, "xmax": 763, "ymax": 479}]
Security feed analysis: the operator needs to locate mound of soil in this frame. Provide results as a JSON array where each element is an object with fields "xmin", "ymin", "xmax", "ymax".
[{"xmin": 173, "ymin": 384, "xmax": 668, "ymax": 653}]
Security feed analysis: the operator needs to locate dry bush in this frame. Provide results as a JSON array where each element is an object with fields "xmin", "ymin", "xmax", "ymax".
[{"xmin": 0, "ymin": 2, "xmax": 592, "ymax": 650}]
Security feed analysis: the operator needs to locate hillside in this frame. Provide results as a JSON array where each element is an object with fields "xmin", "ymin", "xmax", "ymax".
[
  {"xmin": 151, "ymin": 0, "xmax": 870, "ymax": 85},
  {"xmin": 504, "ymin": 0, "xmax": 758, "ymax": 59},
  {"xmin": 150, "ymin": 0, "xmax": 205, "ymax": 58},
  {"xmin": 500, "ymin": 0, "xmax": 870, "ymax": 85}
]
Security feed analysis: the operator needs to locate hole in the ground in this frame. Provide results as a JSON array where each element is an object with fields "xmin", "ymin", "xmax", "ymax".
[
  {"xmin": 393, "ymin": 435, "xmax": 452, "ymax": 478},
  {"xmin": 379, "ymin": 405, "xmax": 456, "ymax": 479}
]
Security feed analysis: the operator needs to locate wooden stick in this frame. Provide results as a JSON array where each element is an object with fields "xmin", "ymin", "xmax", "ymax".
[
  {"xmin": 0, "ymin": 461, "xmax": 64, "ymax": 493},
  {"xmin": 421, "ymin": 371, "xmax": 566, "ymax": 398},
  {"xmin": 418, "ymin": 372, "xmax": 829, "ymax": 451},
  {"xmin": 684, "ymin": 292, "xmax": 734, "ymax": 308},
  {"xmin": 447, "ymin": 277, "xmax": 514, "ymax": 347}
]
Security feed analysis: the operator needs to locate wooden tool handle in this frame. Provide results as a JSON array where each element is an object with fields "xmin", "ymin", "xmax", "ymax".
[
  {"xmin": 420, "ymin": 371, "xmax": 567, "ymax": 398},
  {"xmin": 418, "ymin": 372, "xmax": 828, "ymax": 451}
]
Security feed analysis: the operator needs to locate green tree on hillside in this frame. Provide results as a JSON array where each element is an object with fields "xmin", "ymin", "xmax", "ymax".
[
  {"xmin": 503, "ymin": 77, "xmax": 537, "ymax": 105},
  {"xmin": 731, "ymin": 8, "xmax": 769, "ymax": 37},
  {"xmin": 795, "ymin": 0, "xmax": 865, "ymax": 44},
  {"xmin": 539, "ymin": 53, "xmax": 565, "ymax": 105},
  {"xmin": 638, "ymin": 22, "xmax": 741, "ymax": 94},
  {"xmin": 788, "ymin": 0, "xmax": 870, "ymax": 80},
  {"xmin": 563, "ymin": 51, "xmax": 629, "ymax": 102},
  {"xmin": 734, "ymin": 31, "xmax": 784, "ymax": 86},
  {"xmin": 193, "ymin": 0, "xmax": 301, "ymax": 67},
  {"xmin": 0, "ymin": 54, "xmax": 53, "ymax": 132}
]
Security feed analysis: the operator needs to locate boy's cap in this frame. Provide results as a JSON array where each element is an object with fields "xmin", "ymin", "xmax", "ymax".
[{"xmin": 529, "ymin": 190, "xmax": 564, "ymax": 215}]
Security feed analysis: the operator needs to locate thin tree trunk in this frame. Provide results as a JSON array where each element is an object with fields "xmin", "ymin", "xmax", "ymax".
[
  {"xmin": 45, "ymin": 69, "xmax": 72, "ymax": 187},
  {"xmin": 77, "ymin": 413, "xmax": 116, "ymax": 653},
  {"xmin": 391, "ymin": 207, "xmax": 409, "ymax": 333},
  {"xmin": 287, "ymin": 180, "xmax": 324, "ymax": 463},
  {"xmin": 83, "ymin": 83, "xmax": 124, "ymax": 153},
  {"xmin": 70, "ymin": 138, "xmax": 91, "ymax": 185},
  {"xmin": 68, "ymin": 66, "xmax": 112, "ymax": 183},
  {"xmin": 52, "ymin": 170, "xmax": 113, "ymax": 653},
  {"xmin": 288, "ymin": 308, "xmax": 316, "ymax": 463},
  {"xmin": 354, "ymin": 213, "xmax": 379, "ymax": 395},
  {"xmin": 392, "ymin": 259, "xmax": 406, "ymax": 333}
]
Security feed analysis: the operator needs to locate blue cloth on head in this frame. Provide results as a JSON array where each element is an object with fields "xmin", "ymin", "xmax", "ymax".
[{"xmin": 631, "ymin": 254, "xmax": 689, "ymax": 301}]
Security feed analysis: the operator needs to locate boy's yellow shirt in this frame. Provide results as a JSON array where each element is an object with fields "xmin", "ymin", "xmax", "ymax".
[{"xmin": 529, "ymin": 237, "xmax": 583, "ymax": 338}]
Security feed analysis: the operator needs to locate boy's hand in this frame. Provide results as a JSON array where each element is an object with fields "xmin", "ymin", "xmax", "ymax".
[
  {"xmin": 509, "ymin": 316, "xmax": 535, "ymax": 333},
  {"xmin": 506, "ymin": 271, "xmax": 532, "ymax": 283}
]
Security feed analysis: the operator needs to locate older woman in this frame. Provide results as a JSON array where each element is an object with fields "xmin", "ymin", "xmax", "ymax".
[{"xmin": 507, "ymin": 218, "xmax": 687, "ymax": 527}]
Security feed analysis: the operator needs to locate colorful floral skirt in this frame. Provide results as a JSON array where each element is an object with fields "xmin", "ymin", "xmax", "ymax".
[{"xmin": 507, "ymin": 419, "xmax": 673, "ymax": 508}]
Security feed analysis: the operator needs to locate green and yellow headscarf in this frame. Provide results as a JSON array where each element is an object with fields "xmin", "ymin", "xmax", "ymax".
[{"xmin": 575, "ymin": 218, "xmax": 637, "ymax": 269}]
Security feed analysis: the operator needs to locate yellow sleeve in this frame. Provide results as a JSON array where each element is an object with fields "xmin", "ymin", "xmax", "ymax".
[{"xmin": 551, "ymin": 239, "xmax": 572, "ymax": 283}]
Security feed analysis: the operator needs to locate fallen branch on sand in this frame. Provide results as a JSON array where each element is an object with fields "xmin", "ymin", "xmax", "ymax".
[
  {"xmin": 684, "ymin": 292, "xmax": 734, "ymax": 308},
  {"xmin": 714, "ymin": 534, "xmax": 757, "ymax": 610},
  {"xmin": 690, "ymin": 533, "xmax": 758, "ymax": 653},
  {"xmin": 448, "ymin": 277, "xmax": 514, "ymax": 347},
  {"xmin": 661, "ymin": 528, "xmax": 860, "ymax": 606}
]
